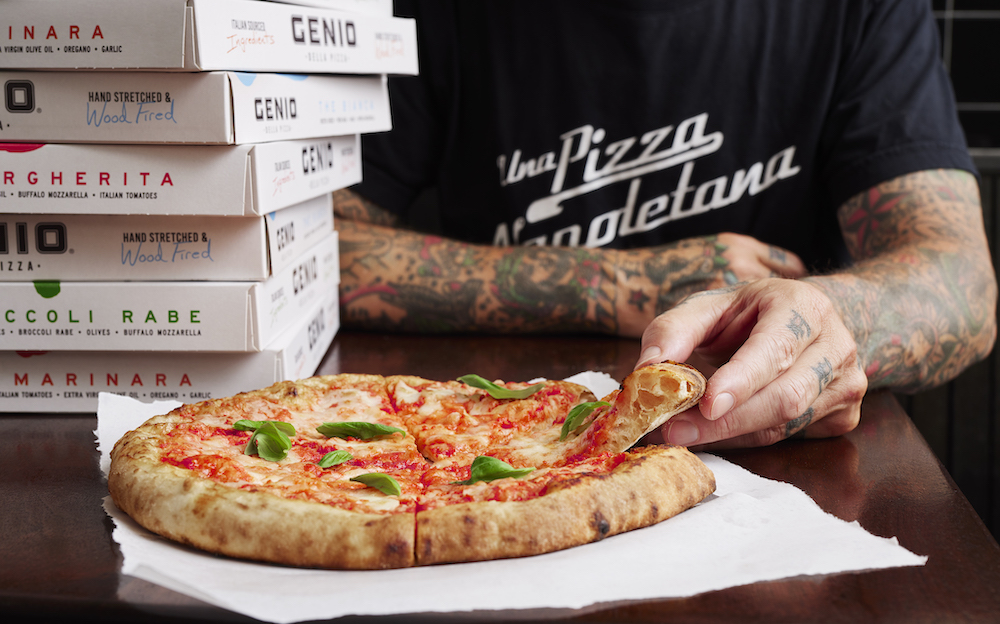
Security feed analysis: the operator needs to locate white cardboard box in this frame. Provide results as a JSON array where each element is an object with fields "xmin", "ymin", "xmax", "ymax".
[
  {"xmin": 0, "ymin": 193, "xmax": 333, "ymax": 281},
  {"xmin": 0, "ymin": 136, "xmax": 360, "ymax": 215},
  {"xmin": 0, "ymin": 231, "xmax": 340, "ymax": 352},
  {"xmin": 263, "ymin": 0, "xmax": 393, "ymax": 15},
  {"xmin": 0, "ymin": 0, "xmax": 418, "ymax": 74},
  {"xmin": 0, "ymin": 290, "xmax": 341, "ymax": 413},
  {"xmin": 0, "ymin": 71, "xmax": 390, "ymax": 144}
]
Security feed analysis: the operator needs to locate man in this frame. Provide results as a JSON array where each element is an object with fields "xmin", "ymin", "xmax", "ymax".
[{"xmin": 335, "ymin": 0, "xmax": 997, "ymax": 450}]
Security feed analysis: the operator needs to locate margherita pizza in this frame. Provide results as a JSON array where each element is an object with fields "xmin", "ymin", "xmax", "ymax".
[{"xmin": 108, "ymin": 362, "xmax": 715, "ymax": 570}]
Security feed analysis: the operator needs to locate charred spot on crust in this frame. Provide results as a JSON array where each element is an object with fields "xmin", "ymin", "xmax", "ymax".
[
  {"xmin": 650, "ymin": 503, "xmax": 660, "ymax": 520},
  {"xmin": 286, "ymin": 387, "xmax": 298, "ymax": 397},
  {"xmin": 463, "ymin": 515, "xmax": 475, "ymax": 524},
  {"xmin": 385, "ymin": 540, "xmax": 407, "ymax": 555},
  {"xmin": 191, "ymin": 494, "xmax": 210, "ymax": 518},
  {"xmin": 592, "ymin": 510, "xmax": 611, "ymax": 539}
]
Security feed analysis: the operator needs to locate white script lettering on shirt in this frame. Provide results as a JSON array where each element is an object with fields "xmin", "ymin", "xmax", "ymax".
[{"xmin": 493, "ymin": 112, "xmax": 801, "ymax": 247}]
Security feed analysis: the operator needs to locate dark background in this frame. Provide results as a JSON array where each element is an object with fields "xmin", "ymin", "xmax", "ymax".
[{"xmin": 900, "ymin": 0, "xmax": 1000, "ymax": 540}]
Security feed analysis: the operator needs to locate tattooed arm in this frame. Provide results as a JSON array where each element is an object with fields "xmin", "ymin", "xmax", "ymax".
[
  {"xmin": 638, "ymin": 169, "xmax": 997, "ymax": 449},
  {"xmin": 809, "ymin": 169, "xmax": 997, "ymax": 393},
  {"xmin": 334, "ymin": 189, "xmax": 806, "ymax": 334}
]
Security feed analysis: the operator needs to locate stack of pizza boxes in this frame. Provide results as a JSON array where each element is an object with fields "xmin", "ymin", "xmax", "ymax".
[{"xmin": 0, "ymin": 0, "xmax": 417, "ymax": 412}]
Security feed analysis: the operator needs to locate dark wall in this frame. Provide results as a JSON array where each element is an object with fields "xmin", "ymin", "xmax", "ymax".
[
  {"xmin": 933, "ymin": 0, "xmax": 1000, "ymax": 149},
  {"xmin": 897, "ymin": 2, "xmax": 1000, "ymax": 540}
]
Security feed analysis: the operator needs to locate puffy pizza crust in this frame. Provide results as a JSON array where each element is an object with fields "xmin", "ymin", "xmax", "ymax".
[
  {"xmin": 109, "ymin": 418, "xmax": 415, "ymax": 570},
  {"xmin": 415, "ymin": 445, "xmax": 715, "ymax": 565},
  {"xmin": 587, "ymin": 361, "xmax": 707, "ymax": 455}
]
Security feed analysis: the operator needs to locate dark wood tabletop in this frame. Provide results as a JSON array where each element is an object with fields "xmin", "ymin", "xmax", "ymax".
[{"xmin": 3, "ymin": 330, "xmax": 1000, "ymax": 623}]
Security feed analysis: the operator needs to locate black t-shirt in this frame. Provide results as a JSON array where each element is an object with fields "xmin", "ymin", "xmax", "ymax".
[{"xmin": 355, "ymin": 0, "xmax": 974, "ymax": 269}]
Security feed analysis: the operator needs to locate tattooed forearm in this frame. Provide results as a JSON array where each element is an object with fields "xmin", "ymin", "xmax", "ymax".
[
  {"xmin": 338, "ymin": 194, "xmax": 744, "ymax": 335},
  {"xmin": 613, "ymin": 236, "xmax": 740, "ymax": 335},
  {"xmin": 807, "ymin": 169, "xmax": 997, "ymax": 392},
  {"xmin": 338, "ymin": 217, "xmax": 622, "ymax": 333},
  {"xmin": 333, "ymin": 189, "xmax": 400, "ymax": 226}
]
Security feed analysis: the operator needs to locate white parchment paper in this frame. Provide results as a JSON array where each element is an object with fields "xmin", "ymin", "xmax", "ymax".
[{"xmin": 96, "ymin": 377, "xmax": 926, "ymax": 624}]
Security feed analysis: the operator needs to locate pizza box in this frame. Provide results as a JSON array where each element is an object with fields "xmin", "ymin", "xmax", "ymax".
[
  {"xmin": 0, "ymin": 231, "xmax": 339, "ymax": 352},
  {"xmin": 0, "ymin": 71, "xmax": 390, "ymax": 144},
  {"xmin": 0, "ymin": 135, "xmax": 360, "ymax": 216},
  {"xmin": 0, "ymin": 0, "xmax": 417, "ymax": 74},
  {"xmin": 263, "ymin": 0, "xmax": 393, "ymax": 16},
  {"xmin": 0, "ymin": 193, "xmax": 333, "ymax": 282},
  {"xmin": 0, "ymin": 290, "xmax": 340, "ymax": 413}
]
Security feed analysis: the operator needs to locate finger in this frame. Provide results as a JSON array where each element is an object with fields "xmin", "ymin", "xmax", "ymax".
[
  {"xmin": 665, "ymin": 350, "xmax": 826, "ymax": 447},
  {"xmin": 716, "ymin": 233, "xmax": 807, "ymax": 280},
  {"xmin": 706, "ymin": 342, "xmax": 853, "ymax": 442},
  {"xmin": 663, "ymin": 361, "xmax": 864, "ymax": 450},
  {"xmin": 800, "ymin": 366, "xmax": 866, "ymax": 438},
  {"xmin": 689, "ymin": 394, "xmax": 863, "ymax": 451},
  {"xmin": 758, "ymin": 244, "xmax": 808, "ymax": 278},
  {"xmin": 635, "ymin": 285, "xmax": 742, "ymax": 369},
  {"xmin": 697, "ymin": 293, "xmax": 821, "ymax": 422}
]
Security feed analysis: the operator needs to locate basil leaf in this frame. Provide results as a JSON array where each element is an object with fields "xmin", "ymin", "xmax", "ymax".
[
  {"xmin": 245, "ymin": 422, "xmax": 293, "ymax": 462},
  {"xmin": 252, "ymin": 431, "xmax": 287, "ymax": 462},
  {"xmin": 317, "ymin": 450, "xmax": 353, "ymax": 468},
  {"xmin": 350, "ymin": 473, "xmax": 402, "ymax": 496},
  {"xmin": 233, "ymin": 419, "xmax": 295, "ymax": 436},
  {"xmin": 457, "ymin": 374, "xmax": 545, "ymax": 400},
  {"xmin": 559, "ymin": 401, "xmax": 610, "ymax": 441},
  {"xmin": 317, "ymin": 421, "xmax": 406, "ymax": 440},
  {"xmin": 452, "ymin": 455, "xmax": 535, "ymax": 485}
]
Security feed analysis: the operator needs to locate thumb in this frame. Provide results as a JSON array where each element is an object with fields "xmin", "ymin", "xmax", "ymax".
[{"xmin": 635, "ymin": 288, "xmax": 737, "ymax": 369}]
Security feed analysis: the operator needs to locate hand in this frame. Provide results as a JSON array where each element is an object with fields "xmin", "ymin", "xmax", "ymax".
[
  {"xmin": 636, "ymin": 278, "xmax": 867, "ymax": 450},
  {"xmin": 616, "ymin": 233, "xmax": 809, "ymax": 337},
  {"xmin": 705, "ymin": 232, "xmax": 809, "ymax": 285}
]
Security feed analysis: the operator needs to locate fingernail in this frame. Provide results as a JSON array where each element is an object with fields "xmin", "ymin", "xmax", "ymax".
[
  {"xmin": 637, "ymin": 346, "xmax": 661, "ymax": 367},
  {"xmin": 667, "ymin": 420, "xmax": 700, "ymax": 446},
  {"xmin": 710, "ymin": 392, "xmax": 734, "ymax": 420}
]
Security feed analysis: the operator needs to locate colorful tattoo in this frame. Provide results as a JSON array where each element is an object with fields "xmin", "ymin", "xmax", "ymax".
[
  {"xmin": 338, "ymin": 214, "xmax": 618, "ymax": 333},
  {"xmin": 337, "ymin": 168, "xmax": 996, "ymax": 385},
  {"xmin": 338, "ymin": 190, "xmax": 741, "ymax": 334},
  {"xmin": 616, "ymin": 236, "xmax": 735, "ymax": 318},
  {"xmin": 809, "ymin": 169, "xmax": 997, "ymax": 392}
]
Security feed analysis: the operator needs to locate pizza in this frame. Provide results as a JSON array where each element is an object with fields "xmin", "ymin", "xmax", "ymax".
[{"xmin": 108, "ymin": 362, "xmax": 715, "ymax": 570}]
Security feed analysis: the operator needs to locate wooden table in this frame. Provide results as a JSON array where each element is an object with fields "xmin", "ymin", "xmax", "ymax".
[{"xmin": 3, "ymin": 330, "xmax": 1000, "ymax": 623}]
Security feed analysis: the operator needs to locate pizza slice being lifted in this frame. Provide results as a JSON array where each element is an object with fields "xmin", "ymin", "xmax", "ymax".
[{"xmin": 108, "ymin": 362, "xmax": 715, "ymax": 569}]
